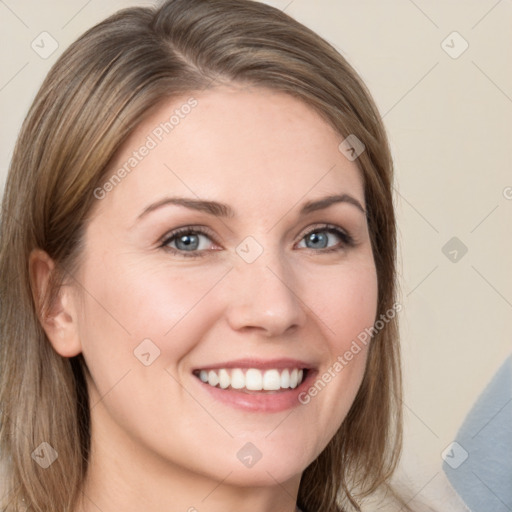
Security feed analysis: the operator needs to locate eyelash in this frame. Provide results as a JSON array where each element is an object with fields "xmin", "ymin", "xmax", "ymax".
[{"xmin": 159, "ymin": 224, "xmax": 355, "ymax": 258}]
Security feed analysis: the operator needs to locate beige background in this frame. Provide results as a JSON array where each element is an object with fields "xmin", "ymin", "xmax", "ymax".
[{"xmin": 1, "ymin": 0, "xmax": 511, "ymax": 508}]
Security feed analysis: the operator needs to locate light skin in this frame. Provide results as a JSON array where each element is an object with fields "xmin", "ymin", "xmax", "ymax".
[{"xmin": 31, "ymin": 84, "xmax": 378, "ymax": 512}]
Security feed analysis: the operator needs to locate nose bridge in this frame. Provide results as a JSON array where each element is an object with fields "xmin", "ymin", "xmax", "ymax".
[{"xmin": 225, "ymin": 237, "xmax": 306, "ymax": 336}]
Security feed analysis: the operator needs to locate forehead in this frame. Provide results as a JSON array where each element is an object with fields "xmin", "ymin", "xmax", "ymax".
[{"xmin": 94, "ymin": 85, "xmax": 365, "ymax": 221}]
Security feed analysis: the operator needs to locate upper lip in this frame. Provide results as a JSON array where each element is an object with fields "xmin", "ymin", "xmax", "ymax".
[{"xmin": 193, "ymin": 358, "xmax": 314, "ymax": 371}]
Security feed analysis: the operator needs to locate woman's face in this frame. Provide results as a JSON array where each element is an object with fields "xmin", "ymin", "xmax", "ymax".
[{"xmin": 74, "ymin": 85, "xmax": 378, "ymax": 487}]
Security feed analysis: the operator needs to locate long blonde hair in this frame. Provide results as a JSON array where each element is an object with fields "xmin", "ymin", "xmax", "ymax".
[{"xmin": 0, "ymin": 1, "xmax": 402, "ymax": 510}]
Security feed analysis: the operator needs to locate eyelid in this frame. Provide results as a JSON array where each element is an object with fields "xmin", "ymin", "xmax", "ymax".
[
  {"xmin": 298, "ymin": 222, "xmax": 351, "ymax": 239},
  {"xmin": 160, "ymin": 224, "xmax": 215, "ymax": 242}
]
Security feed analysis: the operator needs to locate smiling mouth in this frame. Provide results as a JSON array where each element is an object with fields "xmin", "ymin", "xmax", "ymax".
[{"xmin": 193, "ymin": 367, "xmax": 308, "ymax": 393}]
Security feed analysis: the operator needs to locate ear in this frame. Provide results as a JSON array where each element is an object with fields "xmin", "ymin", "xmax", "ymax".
[{"xmin": 29, "ymin": 249, "xmax": 82, "ymax": 357}]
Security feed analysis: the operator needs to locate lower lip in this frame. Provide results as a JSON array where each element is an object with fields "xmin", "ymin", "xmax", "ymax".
[{"xmin": 193, "ymin": 370, "xmax": 316, "ymax": 413}]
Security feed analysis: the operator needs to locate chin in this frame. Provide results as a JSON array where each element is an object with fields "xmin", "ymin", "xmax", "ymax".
[{"xmin": 219, "ymin": 459, "xmax": 306, "ymax": 487}]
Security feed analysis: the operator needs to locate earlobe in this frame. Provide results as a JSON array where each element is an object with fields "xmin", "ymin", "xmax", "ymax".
[{"xmin": 29, "ymin": 249, "xmax": 82, "ymax": 358}]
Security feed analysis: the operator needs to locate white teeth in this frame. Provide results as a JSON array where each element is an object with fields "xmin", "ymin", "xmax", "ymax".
[
  {"xmin": 290, "ymin": 368, "xmax": 298, "ymax": 388},
  {"xmin": 196, "ymin": 367, "xmax": 306, "ymax": 391},
  {"xmin": 218, "ymin": 369, "xmax": 230, "ymax": 389},
  {"xmin": 208, "ymin": 370, "xmax": 219, "ymax": 387},
  {"xmin": 280, "ymin": 369, "xmax": 290, "ymax": 388},
  {"xmin": 245, "ymin": 368, "xmax": 263, "ymax": 390},
  {"xmin": 263, "ymin": 369, "xmax": 281, "ymax": 391},
  {"xmin": 231, "ymin": 368, "xmax": 245, "ymax": 389}
]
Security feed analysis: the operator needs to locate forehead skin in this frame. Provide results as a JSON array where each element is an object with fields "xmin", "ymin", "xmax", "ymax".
[{"xmin": 89, "ymin": 84, "xmax": 366, "ymax": 234}]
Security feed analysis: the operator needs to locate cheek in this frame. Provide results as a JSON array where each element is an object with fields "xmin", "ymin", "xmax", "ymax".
[
  {"xmin": 311, "ymin": 258, "xmax": 378, "ymax": 350},
  {"xmin": 75, "ymin": 251, "xmax": 230, "ymax": 372},
  {"xmin": 297, "ymin": 258, "xmax": 378, "ymax": 439}
]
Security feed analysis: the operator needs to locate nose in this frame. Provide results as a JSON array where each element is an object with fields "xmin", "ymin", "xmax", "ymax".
[{"xmin": 223, "ymin": 247, "xmax": 307, "ymax": 338}]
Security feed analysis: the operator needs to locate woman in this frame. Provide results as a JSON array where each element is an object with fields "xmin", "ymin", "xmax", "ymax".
[{"xmin": 0, "ymin": 1, "xmax": 404, "ymax": 510}]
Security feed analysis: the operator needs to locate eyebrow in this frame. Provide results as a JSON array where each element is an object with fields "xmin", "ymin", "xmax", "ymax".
[{"xmin": 136, "ymin": 193, "xmax": 366, "ymax": 221}]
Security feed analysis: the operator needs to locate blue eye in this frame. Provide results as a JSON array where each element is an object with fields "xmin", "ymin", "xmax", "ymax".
[
  {"xmin": 298, "ymin": 225, "xmax": 354, "ymax": 252},
  {"xmin": 161, "ymin": 227, "xmax": 215, "ymax": 257},
  {"xmin": 160, "ymin": 224, "xmax": 354, "ymax": 258}
]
